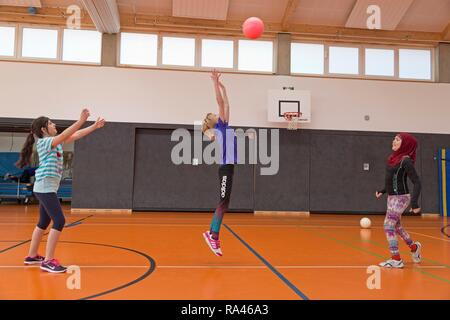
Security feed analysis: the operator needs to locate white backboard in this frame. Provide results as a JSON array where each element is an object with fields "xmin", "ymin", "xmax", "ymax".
[{"xmin": 268, "ymin": 90, "xmax": 311, "ymax": 123}]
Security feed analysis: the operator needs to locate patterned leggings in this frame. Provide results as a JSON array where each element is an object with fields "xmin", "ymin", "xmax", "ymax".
[{"xmin": 384, "ymin": 195, "xmax": 414, "ymax": 257}]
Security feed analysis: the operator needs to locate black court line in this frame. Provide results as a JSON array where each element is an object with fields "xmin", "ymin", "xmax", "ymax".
[
  {"xmin": 224, "ymin": 224, "xmax": 309, "ymax": 300},
  {"xmin": 52, "ymin": 241, "xmax": 156, "ymax": 300},
  {"xmin": 441, "ymin": 225, "xmax": 450, "ymax": 238},
  {"xmin": 0, "ymin": 215, "xmax": 93, "ymax": 254}
]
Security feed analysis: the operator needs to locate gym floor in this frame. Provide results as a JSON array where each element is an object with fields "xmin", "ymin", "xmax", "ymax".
[{"xmin": 0, "ymin": 205, "xmax": 448, "ymax": 300}]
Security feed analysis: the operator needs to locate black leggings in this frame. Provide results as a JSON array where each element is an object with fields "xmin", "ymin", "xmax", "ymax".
[
  {"xmin": 210, "ymin": 164, "xmax": 234, "ymax": 239},
  {"xmin": 34, "ymin": 192, "xmax": 65, "ymax": 232}
]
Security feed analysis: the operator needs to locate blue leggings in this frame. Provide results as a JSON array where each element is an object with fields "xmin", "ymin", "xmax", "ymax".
[{"xmin": 35, "ymin": 192, "xmax": 66, "ymax": 232}]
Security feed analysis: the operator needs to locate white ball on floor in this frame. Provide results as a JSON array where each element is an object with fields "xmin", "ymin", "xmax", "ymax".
[{"xmin": 360, "ymin": 217, "xmax": 371, "ymax": 229}]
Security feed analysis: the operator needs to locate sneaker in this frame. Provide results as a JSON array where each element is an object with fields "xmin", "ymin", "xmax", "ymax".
[
  {"xmin": 379, "ymin": 259, "xmax": 404, "ymax": 268},
  {"xmin": 203, "ymin": 231, "xmax": 223, "ymax": 257},
  {"xmin": 40, "ymin": 259, "xmax": 67, "ymax": 273},
  {"xmin": 411, "ymin": 242, "xmax": 422, "ymax": 263},
  {"xmin": 24, "ymin": 254, "xmax": 45, "ymax": 265}
]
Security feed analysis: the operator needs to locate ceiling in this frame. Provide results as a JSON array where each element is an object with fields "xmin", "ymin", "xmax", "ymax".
[{"xmin": 0, "ymin": 0, "xmax": 449, "ymax": 42}]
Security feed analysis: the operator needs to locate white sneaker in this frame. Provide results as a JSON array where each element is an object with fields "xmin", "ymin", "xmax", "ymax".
[
  {"xmin": 379, "ymin": 259, "xmax": 404, "ymax": 268},
  {"xmin": 411, "ymin": 242, "xmax": 422, "ymax": 263},
  {"xmin": 203, "ymin": 231, "xmax": 223, "ymax": 257}
]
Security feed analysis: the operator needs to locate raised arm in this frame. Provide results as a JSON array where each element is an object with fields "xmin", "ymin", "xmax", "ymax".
[
  {"xmin": 51, "ymin": 109, "xmax": 90, "ymax": 147},
  {"xmin": 211, "ymin": 70, "xmax": 226, "ymax": 121},
  {"xmin": 218, "ymin": 81, "xmax": 230, "ymax": 122},
  {"xmin": 65, "ymin": 117, "xmax": 106, "ymax": 144}
]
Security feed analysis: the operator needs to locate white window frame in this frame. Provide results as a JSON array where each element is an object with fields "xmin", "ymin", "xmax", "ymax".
[
  {"xmin": 326, "ymin": 43, "xmax": 362, "ymax": 78},
  {"xmin": 237, "ymin": 38, "xmax": 276, "ymax": 74},
  {"xmin": 117, "ymin": 31, "xmax": 276, "ymax": 75},
  {"xmin": 199, "ymin": 36, "xmax": 235, "ymax": 71},
  {"xmin": 397, "ymin": 47, "xmax": 435, "ymax": 82},
  {"xmin": 0, "ymin": 23, "xmax": 101, "ymax": 66},
  {"xmin": 117, "ymin": 31, "xmax": 159, "ymax": 68},
  {"xmin": 160, "ymin": 33, "xmax": 198, "ymax": 69},
  {"xmin": 290, "ymin": 40, "xmax": 326, "ymax": 76},
  {"xmin": 19, "ymin": 24, "xmax": 61, "ymax": 62},
  {"xmin": 0, "ymin": 22, "xmax": 18, "ymax": 60},
  {"xmin": 363, "ymin": 44, "xmax": 397, "ymax": 79},
  {"xmin": 291, "ymin": 39, "xmax": 435, "ymax": 82},
  {"xmin": 61, "ymin": 28, "xmax": 102, "ymax": 65}
]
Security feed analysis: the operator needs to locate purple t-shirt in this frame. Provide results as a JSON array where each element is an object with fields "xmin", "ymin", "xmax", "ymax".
[{"xmin": 214, "ymin": 118, "xmax": 237, "ymax": 165}]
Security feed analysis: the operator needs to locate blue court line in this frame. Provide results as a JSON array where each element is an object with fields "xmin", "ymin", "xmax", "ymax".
[{"xmin": 224, "ymin": 224, "xmax": 309, "ymax": 300}]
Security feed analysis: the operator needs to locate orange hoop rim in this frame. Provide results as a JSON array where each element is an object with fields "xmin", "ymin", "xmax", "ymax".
[{"xmin": 283, "ymin": 112, "xmax": 302, "ymax": 120}]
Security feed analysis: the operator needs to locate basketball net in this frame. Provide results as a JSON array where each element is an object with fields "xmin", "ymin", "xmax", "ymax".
[{"xmin": 283, "ymin": 112, "xmax": 301, "ymax": 130}]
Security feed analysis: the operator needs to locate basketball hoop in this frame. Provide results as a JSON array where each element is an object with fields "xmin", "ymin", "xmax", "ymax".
[{"xmin": 283, "ymin": 112, "xmax": 301, "ymax": 130}]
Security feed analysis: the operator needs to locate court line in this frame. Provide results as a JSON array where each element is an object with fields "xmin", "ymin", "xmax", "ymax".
[
  {"xmin": 297, "ymin": 227, "xmax": 450, "ymax": 284},
  {"xmin": 0, "ymin": 265, "xmax": 445, "ymax": 269},
  {"xmin": 0, "ymin": 215, "xmax": 93, "ymax": 254},
  {"xmin": 408, "ymin": 230, "xmax": 450, "ymax": 243},
  {"xmin": 441, "ymin": 225, "xmax": 450, "ymax": 238},
  {"xmin": 0, "ymin": 223, "xmax": 441, "ymax": 230},
  {"xmin": 56, "ymin": 240, "xmax": 156, "ymax": 301},
  {"xmin": 362, "ymin": 239, "xmax": 450, "ymax": 269},
  {"xmin": 224, "ymin": 224, "xmax": 309, "ymax": 300}
]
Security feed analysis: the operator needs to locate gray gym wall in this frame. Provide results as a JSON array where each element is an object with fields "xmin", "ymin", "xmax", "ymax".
[{"xmin": 70, "ymin": 121, "xmax": 448, "ymax": 214}]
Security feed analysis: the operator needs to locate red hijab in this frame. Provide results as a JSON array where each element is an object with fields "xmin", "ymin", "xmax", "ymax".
[{"xmin": 388, "ymin": 133, "xmax": 418, "ymax": 167}]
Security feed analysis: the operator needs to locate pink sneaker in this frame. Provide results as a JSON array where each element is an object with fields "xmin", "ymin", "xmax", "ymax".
[
  {"xmin": 203, "ymin": 231, "xmax": 223, "ymax": 256},
  {"xmin": 40, "ymin": 259, "xmax": 67, "ymax": 273}
]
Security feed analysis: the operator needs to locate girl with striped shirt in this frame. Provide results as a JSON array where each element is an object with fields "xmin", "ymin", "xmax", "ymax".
[{"xmin": 16, "ymin": 109, "xmax": 105, "ymax": 273}]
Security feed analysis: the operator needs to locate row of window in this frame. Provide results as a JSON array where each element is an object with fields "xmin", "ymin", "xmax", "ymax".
[
  {"xmin": 0, "ymin": 25, "xmax": 102, "ymax": 63},
  {"xmin": 119, "ymin": 32, "xmax": 273, "ymax": 72},
  {"xmin": 0, "ymin": 24, "xmax": 434, "ymax": 80},
  {"xmin": 291, "ymin": 43, "xmax": 432, "ymax": 80}
]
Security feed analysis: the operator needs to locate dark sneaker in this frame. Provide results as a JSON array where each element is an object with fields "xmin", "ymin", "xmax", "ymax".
[
  {"xmin": 40, "ymin": 259, "xmax": 67, "ymax": 273},
  {"xmin": 24, "ymin": 254, "xmax": 45, "ymax": 265}
]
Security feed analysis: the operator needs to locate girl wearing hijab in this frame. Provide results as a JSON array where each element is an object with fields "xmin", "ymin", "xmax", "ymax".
[{"xmin": 376, "ymin": 133, "xmax": 422, "ymax": 268}]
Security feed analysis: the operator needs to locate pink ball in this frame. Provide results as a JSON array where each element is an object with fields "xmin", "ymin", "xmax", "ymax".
[{"xmin": 242, "ymin": 17, "xmax": 264, "ymax": 40}]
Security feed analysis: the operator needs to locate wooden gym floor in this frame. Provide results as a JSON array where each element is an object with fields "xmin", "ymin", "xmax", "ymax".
[{"xmin": 0, "ymin": 205, "xmax": 448, "ymax": 300}]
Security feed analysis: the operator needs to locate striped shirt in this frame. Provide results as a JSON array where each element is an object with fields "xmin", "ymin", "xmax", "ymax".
[{"xmin": 35, "ymin": 137, "xmax": 64, "ymax": 181}]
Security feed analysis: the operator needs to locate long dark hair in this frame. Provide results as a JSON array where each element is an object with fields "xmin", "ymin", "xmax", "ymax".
[{"xmin": 16, "ymin": 117, "xmax": 50, "ymax": 168}]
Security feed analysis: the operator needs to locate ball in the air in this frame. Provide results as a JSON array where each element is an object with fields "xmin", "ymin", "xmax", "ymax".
[{"xmin": 243, "ymin": 17, "xmax": 264, "ymax": 40}]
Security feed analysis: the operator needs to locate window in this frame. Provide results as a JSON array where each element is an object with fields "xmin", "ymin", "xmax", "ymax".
[
  {"xmin": 238, "ymin": 40, "xmax": 273, "ymax": 72},
  {"xmin": 21, "ymin": 27, "xmax": 58, "ymax": 59},
  {"xmin": 0, "ymin": 26, "xmax": 15, "ymax": 57},
  {"xmin": 63, "ymin": 29, "xmax": 102, "ymax": 63},
  {"xmin": 201, "ymin": 39, "xmax": 234, "ymax": 68},
  {"xmin": 162, "ymin": 36, "xmax": 195, "ymax": 66},
  {"xmin": 399, "ymin": 49, "xmax": 431, "ymax": 80},
  {"xmin": 329, "ymin": 46, "xmax": 359, "ymax": 75},
  {"xmin": 365, "ymin": 48, "xmax": 394, "ymax": 77},
  {"xmin": 291, "ymin": 43, "xmax": 324, "ymax": 74},
  {"xmin": 120, "ymin": 32, "xmax": 158, "ymax": 66}
]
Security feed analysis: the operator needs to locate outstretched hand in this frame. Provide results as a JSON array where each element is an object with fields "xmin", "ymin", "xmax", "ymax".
[
  {"xmin": 211, "ymin": 70, "xmax": 221, "ymax": 83},
  {"xmin": 94, "ymin": 117, "xmax": 106, "ymax": 129}
]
